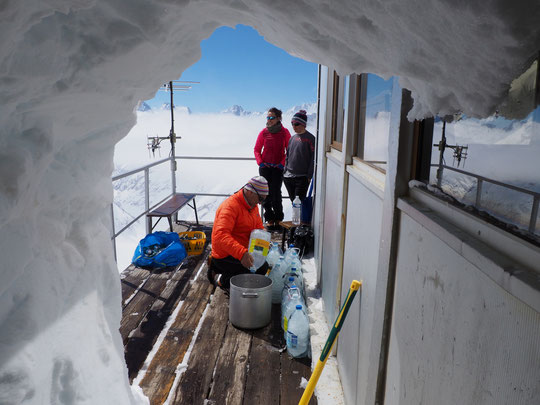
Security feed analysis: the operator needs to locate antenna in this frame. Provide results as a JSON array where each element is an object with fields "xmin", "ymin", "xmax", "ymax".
[
  {"xmin": 146, "ymin": 80, "xmax": 200, "ymax": 158},
  {"xmin": 434, "ymin": 119, "xmax": 469, "ymax": 187}
]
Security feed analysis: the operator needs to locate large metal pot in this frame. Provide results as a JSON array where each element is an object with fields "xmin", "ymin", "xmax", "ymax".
[{"xmin": 229, "ymin": 274, "xmax": 272, "ymax": 329}]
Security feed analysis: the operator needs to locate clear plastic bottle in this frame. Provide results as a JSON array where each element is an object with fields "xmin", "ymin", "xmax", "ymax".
[
  {"xmin": 281, "ymin": 284, "xmax": 303, "ymax": 334},
  {"xmin": 266, "ymin": 242, "xmax": 282, "ymax": 268},
  {"xmin": 286, "ymin": 304, "xmax": 310, "ymax": 358},
  {"xmin": 248, "ymin": 229, "xmax": 271, "ymax": 272},
  {"xmin": 292, "ymin": 196, "xmax": 302, "ymax": 225},
  {"xmin": 269, "ymin": 256, "xmax": 286, "ymax": 303},
  {"xmin": 282, "ymin": 267, "xmax": 303, "ymax": 292}
]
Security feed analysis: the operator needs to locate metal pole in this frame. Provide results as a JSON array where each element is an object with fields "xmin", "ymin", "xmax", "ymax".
[
  {"xmin": 529, "ymin": 196, "xmax": 539, "ymax": 234},
  {"xmin": 145, "ymin": 167, "xmax": 151, "ymax": 234},
  {"xmin": 110, "ymin": 203, "xmax": 117, "ymax": 262},
  {"xmin": 436, "ymin": 121, "xmax": 446, "ymax": 188},
  {"xmin": 476, "ymin": 179, "xmax": 483, "ymax": 208},
  {"xmin": 170, "ymin": 81, "xmax": 177, "ymax": 195}
]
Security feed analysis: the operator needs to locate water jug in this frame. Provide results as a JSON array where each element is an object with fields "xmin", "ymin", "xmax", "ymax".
[
  {"xmin": 266, "ymin": 242, "xmax": 282, "ymax": 268},
  {"xmin": 248, "ymin": 229, "xmax": 271, "ymax": 272},
  {"xmin": 281, "ymin": 284, "xmax": 303, "ymax": 333},
  {"xmin": 282, "ymin": 267, "xmax": 303, "ymax": 292},
  {"xmin": 292, "ymin": 196, "xmax": 302, "ymax": 225},
  {"xmin": 269, "ymin": 256, "xmax": 286, "ymax": 303},
  {"xmin": 286, "ymin": 305, "xmax": 310, "ymax": 358}
]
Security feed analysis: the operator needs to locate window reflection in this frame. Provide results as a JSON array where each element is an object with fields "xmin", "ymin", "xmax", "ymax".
[
  {"xmin": 363, "ymin": 74, "xmax": 394, "ymax": 168},
  {"xmin": 430, "ymin": 58, "xmax": 539, "ymax": 239}
]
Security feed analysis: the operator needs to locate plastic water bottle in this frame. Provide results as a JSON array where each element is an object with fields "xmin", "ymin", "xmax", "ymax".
[
  {"xmin": 282, "ymin": 267, "xmax": 303, "ymax": 292},
  {"xmin": 266, "ymin": 242, "xmax": 282, "ymax": 268},
  {"xmin": 248, "ymin": 229, "xmax": 271, "ymax": 272},
  {"xmin": 269, "ymin": 256, "xmax": 286, "ymax": 303},
  {"xmin": 286, "ymin": 305, "xmax": 310, "ymax": 358},
  {"xmin": 281, "ymin": 284, "xmax": 303, "ymax": 333},
  {"xmin": 292, "ymin": 196, "xmax": 302, "ymax": 225}
]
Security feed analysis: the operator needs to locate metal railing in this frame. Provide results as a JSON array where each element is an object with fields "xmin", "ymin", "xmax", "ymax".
[
  {"xmin": 433, "ymin": 164, "xmax": 539, "ymax": 234},
  {"xmin": 110, "ymin": 155, "xmax": 257, "ymax": 261}
]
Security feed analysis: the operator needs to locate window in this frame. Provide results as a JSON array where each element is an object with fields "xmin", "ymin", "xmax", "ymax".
[
  {"xmin": 363, "ymin": 74, "xmax": 394, "ymax": 169},
  {"xmin": 352, "ymin": 73, "xmax": 394, "ymax": 172},
  {"xmin": 430, "ymin": 58, "xmax": 540, "ymax": 240},
  {"xmin": 331, "ymin": 71, "xmax": 343, "ymax": 150}
]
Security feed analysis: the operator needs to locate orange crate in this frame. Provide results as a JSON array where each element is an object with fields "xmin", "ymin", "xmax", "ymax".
[{"xmin": 178, "ymin": 231, "xmax": 206, "ymax": 256}]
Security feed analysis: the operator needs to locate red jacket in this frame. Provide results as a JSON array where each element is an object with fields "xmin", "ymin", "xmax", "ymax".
[
  {"xmin": 254, "ymin": 126, "xmax": 291, "ymax": 166},
  {"xmin": 211, "ymin": 190, "xmax": 264, "ymax": 260}
]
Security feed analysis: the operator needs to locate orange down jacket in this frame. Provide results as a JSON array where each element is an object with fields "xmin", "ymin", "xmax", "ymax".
[{"xmin": 211, "ymin": 190, "xmax": 264, "ymax": 260}]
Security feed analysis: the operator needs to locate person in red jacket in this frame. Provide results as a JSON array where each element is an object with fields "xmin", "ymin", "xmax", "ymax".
[
  {"xmin": 207, "ymin": 176, "xmax": 270, "ymax": 290},
  {"xmin": 254, "ymin": 107, "xmax": 291, "ymax": 229}
]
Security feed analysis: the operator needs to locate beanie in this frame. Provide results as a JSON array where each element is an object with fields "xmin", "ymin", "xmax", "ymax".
[
  {"xmin": 291, "ymin": 110, "xmax": 308, "ymax": 126},
  {"xmin": 244, "ymin": 176, "xmax": 269, "ymax": 196}
]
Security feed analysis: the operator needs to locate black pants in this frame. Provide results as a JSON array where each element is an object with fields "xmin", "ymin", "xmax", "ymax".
[
  {"xmin": 259, "ymin": 166, "xmax": 284, "ymax": 222},
  {"xmin": 210, "ymin": 255, "xmax": 269, "ymax": 289},
  {"xmin": 284, "ymin": 176, "xmax": 310, "ymax": 202}
]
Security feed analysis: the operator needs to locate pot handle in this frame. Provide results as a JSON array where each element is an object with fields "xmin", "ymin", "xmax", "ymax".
[{"xmin": 242, "ymin": 292, "xmax": 259, "ymax": 298}]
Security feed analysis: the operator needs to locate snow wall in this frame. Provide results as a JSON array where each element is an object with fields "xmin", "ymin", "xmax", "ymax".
[{"xmin": 0, "ymin": 1, "xmax": 539, "ymax": 403}]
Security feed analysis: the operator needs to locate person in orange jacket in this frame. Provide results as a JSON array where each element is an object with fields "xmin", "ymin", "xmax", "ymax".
[{"xmin": 207, "ymin": 176, "xmax": 270, "ymax": 290}]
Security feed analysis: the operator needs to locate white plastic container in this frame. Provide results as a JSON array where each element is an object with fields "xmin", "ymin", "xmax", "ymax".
[
  {"xmin": 292, "ymin": 196, "xmax": 302, "ymax": 225},
  {"xmin": 269, "ymin": 256, "xmax": 286, "ymax": 303},
  {"xmin": 286, "ymin": 304, "xmax": 310, "ymax": 358},
  {"xmin": 266, "ymin": 242, "xmax": 282, "ymax": 268},
  {"xmin": 281, "ymin": 283, "xmax": 303, "ymax": 333},
  {"xmin": 248, "ymin": 229, "xmax": 271, "ymax": 272}
]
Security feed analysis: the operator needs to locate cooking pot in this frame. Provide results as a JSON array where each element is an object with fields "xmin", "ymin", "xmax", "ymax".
[{"xmin": 229, "ymin": 274, "xmax": 272, "ymax": 329}]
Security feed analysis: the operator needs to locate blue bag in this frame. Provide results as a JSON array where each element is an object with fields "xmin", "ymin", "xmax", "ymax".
[{"xmin": 132, "ymin": 231, "xmax": 187, "ymax": 269}]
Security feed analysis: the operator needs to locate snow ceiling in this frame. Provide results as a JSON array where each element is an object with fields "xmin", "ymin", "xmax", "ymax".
[{"xmin": 0, "ymin": 0, "xmax": 539, "ymax": 403}]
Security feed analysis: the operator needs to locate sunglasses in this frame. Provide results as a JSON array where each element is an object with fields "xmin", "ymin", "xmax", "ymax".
[
  {"xmin": 266, "ymin": 116, "xmax": 277, "ymax": 120},
  {"xmin": 292, "ymin": 122, "xmax": 303, "ymax": 127},
  {"xmin": 253, "ymin": 187, "xmax": 266, "ymax": 203}
]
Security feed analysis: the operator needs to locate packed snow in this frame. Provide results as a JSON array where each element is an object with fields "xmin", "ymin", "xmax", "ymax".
[{"xmin": 1, "ymin": 0, "xmax": 539, "ymax": 403}]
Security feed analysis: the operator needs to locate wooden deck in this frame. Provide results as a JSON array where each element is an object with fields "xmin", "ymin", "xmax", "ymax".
[{"xmin": 120, "ymin": 222, "xmax": 317, "ymax": 405}]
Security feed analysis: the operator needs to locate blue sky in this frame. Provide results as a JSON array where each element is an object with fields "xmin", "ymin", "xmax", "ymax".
[{"xmin": 146, "ymin": 25, "xmax": 318, "ymax": 113}]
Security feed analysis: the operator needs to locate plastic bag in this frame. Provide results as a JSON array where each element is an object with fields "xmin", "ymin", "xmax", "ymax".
[{"xmin": 132, "ymin": 231, "xmax": 187, "ymax": 269}]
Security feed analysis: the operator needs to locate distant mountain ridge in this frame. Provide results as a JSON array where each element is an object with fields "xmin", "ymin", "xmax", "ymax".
[{"xmin": 137, "ymin": 102, "xmax": 318, "ymax": 121}]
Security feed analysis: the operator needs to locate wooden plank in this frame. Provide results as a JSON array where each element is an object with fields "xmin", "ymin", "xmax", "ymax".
[
  {"xmin": 207, "ymin": 321, "xmax": 252, "ymax": 405},
  {"xmin": 170, "ymin": 288, "xmax": 230, "ymax": 404},
  {"xmin": 121, "ymin": 266, "xmax": 152, "ymax": 307},
  {"xmin": 148, "ymin": 193, "xmax": 195, "ymax": 217},
  {"xmin": 124, "ymin": 252, "xmax": 208, "ymax": 381},
  {"xmin": 119, "ymin": 268, "xmax": 175, "ymax": 343},
  {"xmin": 242, "ymin": 305, "xmax": 283, "ymax": 405},
  {"xmin": 280, "ymin": 351, "xmax": 316, "ymax": 405},
  {"xmin": 139, "ymin": 277, "xmax": 214, "ymax": 405}
]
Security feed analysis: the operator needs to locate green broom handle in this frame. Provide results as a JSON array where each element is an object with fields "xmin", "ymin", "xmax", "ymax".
[{"xmin": 298, "ymin": 280, "xmax": 362, "ymax": 405}]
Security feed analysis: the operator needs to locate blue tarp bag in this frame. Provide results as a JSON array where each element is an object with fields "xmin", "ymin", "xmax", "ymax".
[{"xmin": 132, "ymin": 231, "xmax": 187, "ymax": 269}]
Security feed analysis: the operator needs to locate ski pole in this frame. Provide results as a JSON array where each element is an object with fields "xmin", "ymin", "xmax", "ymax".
[{"xmin": 298, "ymin": 280, "xmax": 362, "ymax": 405}]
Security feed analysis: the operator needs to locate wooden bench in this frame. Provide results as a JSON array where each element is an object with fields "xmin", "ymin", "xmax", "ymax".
[{"xmin": 147, "ymin": 193, "xmax": 199, "ymax": 232}]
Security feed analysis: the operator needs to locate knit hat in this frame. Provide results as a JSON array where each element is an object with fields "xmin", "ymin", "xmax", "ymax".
[
  {"xmin": 244, "ymin": 176, "xmax": 269, "ymax": 196},
  {"xmin": 291, "ymin": 110, "xmax": 308, "ymax": 126}
]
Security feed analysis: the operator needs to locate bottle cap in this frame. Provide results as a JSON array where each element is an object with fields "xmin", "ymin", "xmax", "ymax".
[{"xmin": 296, "ymin": 304, "xmax": 302, "ymax": 309}]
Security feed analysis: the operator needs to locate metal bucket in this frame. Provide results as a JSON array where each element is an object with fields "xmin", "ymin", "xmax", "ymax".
[{"xmin": 229, "ymin": 274, "xmax": 272, "ymax": 329}]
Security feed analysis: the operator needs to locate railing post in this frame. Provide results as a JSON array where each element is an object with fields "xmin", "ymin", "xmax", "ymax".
[
  {"xmin": 476, "ymin": 178, "xmax": 483, "ymax": 208},
  {"xmin": 110, "ymin": 203, "xmax": 117, "ymax": 262},
  {"xmin": 529, "ymin": 196, "xmax": 539, "ymax": 234},
  {"xmin": 145, "ymin": 167, "xmax": 151, "ymax": 235}
]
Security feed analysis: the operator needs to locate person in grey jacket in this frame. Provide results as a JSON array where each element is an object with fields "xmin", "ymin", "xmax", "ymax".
[{"xmin": 283, "ymin": 110, "xmax": 315, "ymax": 202}]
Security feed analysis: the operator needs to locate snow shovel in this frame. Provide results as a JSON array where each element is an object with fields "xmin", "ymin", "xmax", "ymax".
[{"xmin": 298, "ymin": 279, "xmax": 362, "ymax": 405}]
